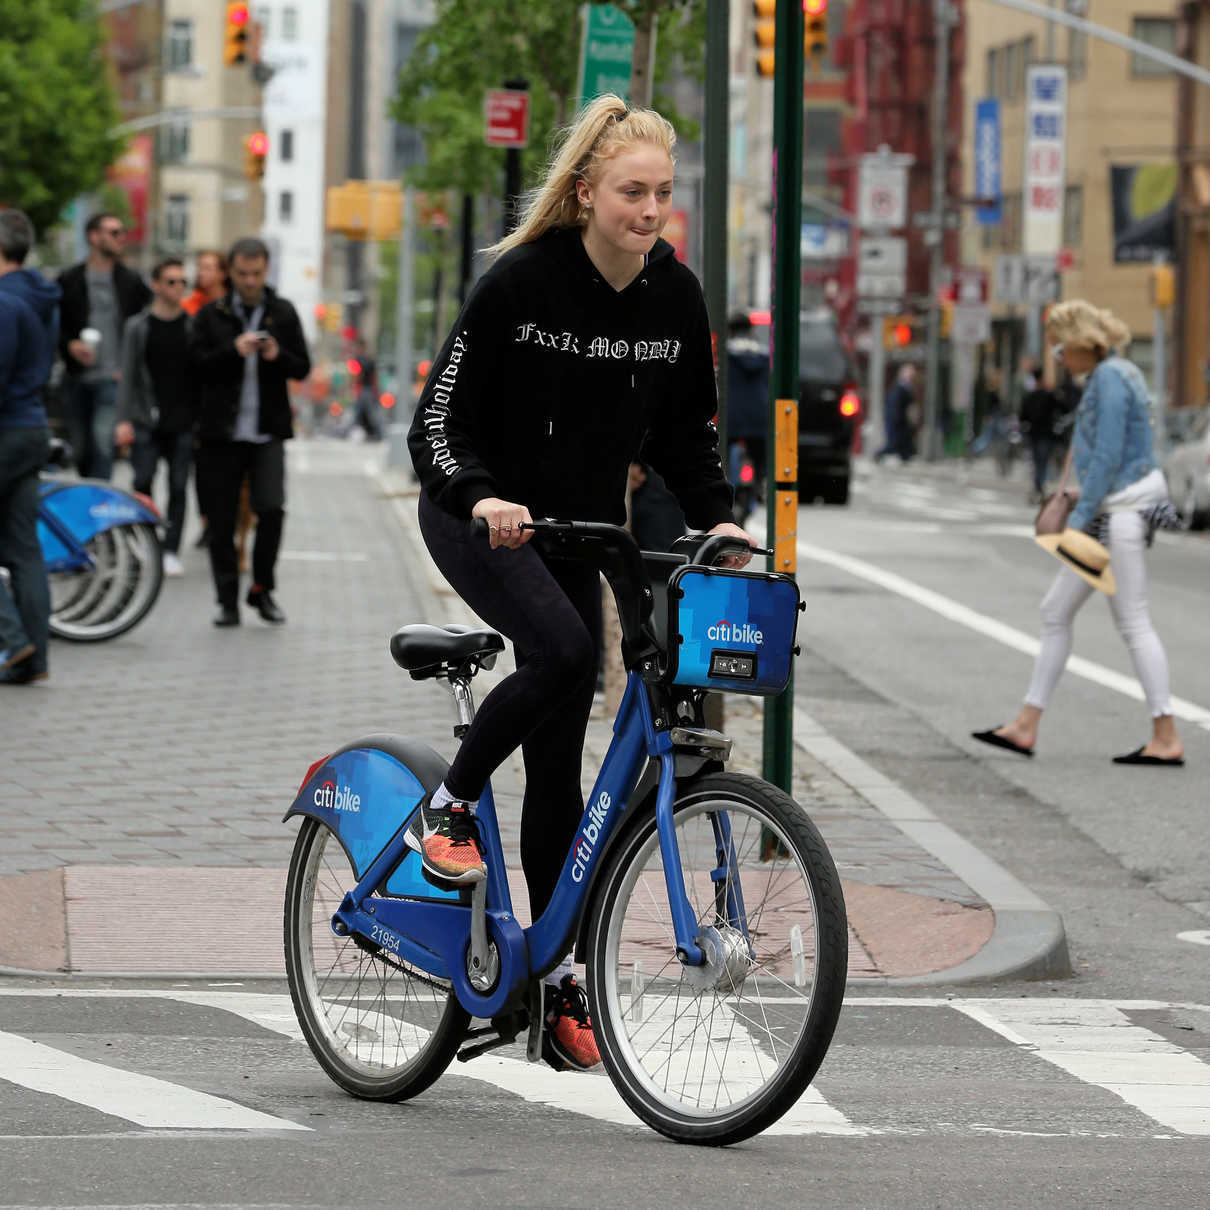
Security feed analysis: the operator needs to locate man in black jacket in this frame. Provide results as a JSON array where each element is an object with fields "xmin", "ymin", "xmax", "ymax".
[
  {"xmin": 189, "ymin": 237, "xmax": 310, "ymax": 627},
  {"xmin": 57, "ymin": 213, "xmax": 151, "ymax": 479}
]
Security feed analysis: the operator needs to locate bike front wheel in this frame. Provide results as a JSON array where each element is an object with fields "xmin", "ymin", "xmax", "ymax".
[
  {"xmin": 284, "ymin": 817, "xmax": 469, "ymax": 1101},
  {"xmin": 585, "ymin": 772, "xmax": 847, "ymax": 1145},
  {"xmin": 48, "ymin": 522, "xmax": 163, "ymax": 641}
]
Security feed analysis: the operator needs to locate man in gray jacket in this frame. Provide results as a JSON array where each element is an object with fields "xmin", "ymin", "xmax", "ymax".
[{"xmin": 115, "ymin": 258, "xmax": 197, "ymax": 574}]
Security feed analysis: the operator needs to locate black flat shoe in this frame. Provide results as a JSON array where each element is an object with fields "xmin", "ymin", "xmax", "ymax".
[
  {"xmin": 213, "ymin": 605, "xmax": 240, "ymax": 627},
  {"xmin": 1112, "ymin": 746, "xmax": 1184, "ymax": 766},
  {"xmin": 246, "ymin": 587, "xmax": 286, "ymax": 624},
  {"xmin": 971, "ymin": 728, "xmax": 1035, "ymax": 758}
]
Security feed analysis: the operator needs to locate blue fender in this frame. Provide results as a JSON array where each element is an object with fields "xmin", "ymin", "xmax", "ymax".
[
  {"xmin": 38, "ymin": 479, "xmax": 160, "ymax": 568},
  {"xmin": 285, "ymin": 733, "xmax": 458, "ymax": 899}
]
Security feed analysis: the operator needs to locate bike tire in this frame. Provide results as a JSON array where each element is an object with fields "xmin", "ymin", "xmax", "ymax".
[
  {"xmin": 284, "ymin": 817, "xmax": 469, "ymax": 1101},
  {"xmin": 585, "ymin": 772, "xmax": 847, "ymax": 1146},
  {"xmin": 49, "ymin": 522, "xmax": 164, "ymax": 642}
]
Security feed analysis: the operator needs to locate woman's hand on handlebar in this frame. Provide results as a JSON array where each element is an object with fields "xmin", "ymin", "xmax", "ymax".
[
  {"xmin": 706, "ymin": 521, "xmax": 757, "ymax": 568},
  {"xmin": 472, "ymin": 497, "xmax": 534, "ymax": 550}
]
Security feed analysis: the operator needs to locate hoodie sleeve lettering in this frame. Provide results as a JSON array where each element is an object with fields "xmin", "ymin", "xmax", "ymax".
[
  {"xmin": 408, "ymin": 281, "xmax": 502, "ymax": 517},
  {"xmin": 641, "ymin": 291, "xmax": 734, "ymax": 531}
]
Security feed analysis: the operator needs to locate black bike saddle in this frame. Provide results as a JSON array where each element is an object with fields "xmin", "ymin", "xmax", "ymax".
[{"xmin": 389, "ymin": 623, "xmax": 504, "ymax": 678}]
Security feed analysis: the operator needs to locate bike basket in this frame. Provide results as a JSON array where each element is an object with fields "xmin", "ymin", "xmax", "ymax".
[{"xmin": 663, "ymin": 565, "xmax": 801, "ymax": 695}]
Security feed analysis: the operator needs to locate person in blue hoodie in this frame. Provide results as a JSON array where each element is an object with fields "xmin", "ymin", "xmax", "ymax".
[{"xmin": 0, "ymin": 209, "xmax": 60, "ymax": 684}]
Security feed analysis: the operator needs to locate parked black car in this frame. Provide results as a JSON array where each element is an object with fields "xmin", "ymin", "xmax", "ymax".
[{"xmin": 750, "ymin": 308, "xmax": 860, "ymax": 505}]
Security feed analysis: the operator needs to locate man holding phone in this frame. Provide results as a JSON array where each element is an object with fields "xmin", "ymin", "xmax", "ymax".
[{"xmin": 189, "ymin": 237, "xmax": 310, "ymax": 627}]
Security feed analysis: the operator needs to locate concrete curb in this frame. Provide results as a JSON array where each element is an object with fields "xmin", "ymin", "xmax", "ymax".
[{"xmin": 793, "ymin": 709, "xmax": 1071, "ymax": 985}]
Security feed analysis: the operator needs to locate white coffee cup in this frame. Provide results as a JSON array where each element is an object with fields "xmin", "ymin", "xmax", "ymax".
[{"xmin": 80, "ymin": 327, "xmax": 102, "ymax": 352}]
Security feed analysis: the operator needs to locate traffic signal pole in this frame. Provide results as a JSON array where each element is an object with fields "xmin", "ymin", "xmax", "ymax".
[{"xmin": 762, "ymin": 0, "xmax": 804, "ymax": 793}]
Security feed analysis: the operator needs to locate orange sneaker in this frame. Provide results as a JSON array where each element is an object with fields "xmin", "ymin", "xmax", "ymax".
[
  {"xmin": 404, "ymin": 798, "xmax": 486, "ymax": 884},
  {"xmin": 543, "ymin": 974, "xmax": 601, "ymax": 1071}
]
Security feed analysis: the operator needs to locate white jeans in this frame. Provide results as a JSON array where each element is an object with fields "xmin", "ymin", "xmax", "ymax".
[{"xmin": 1024, "ymin": 508, "xmax": 1174, "ymax": 717}]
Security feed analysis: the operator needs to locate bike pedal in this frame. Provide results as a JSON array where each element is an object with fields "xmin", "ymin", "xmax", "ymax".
[{"xmin": 456, "ymin": 1034, "xmax": 519, "ymax": 1063}]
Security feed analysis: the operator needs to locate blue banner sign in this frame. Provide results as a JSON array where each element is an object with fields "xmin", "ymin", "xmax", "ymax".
[{"xmin": 974, "ymin": 98, "xmax": 1002, "ymax": 225}]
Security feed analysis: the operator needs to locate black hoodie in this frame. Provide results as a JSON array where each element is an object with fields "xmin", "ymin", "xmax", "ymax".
[{"xmin": 408, "ymin": 227, "xmax": 732, "ymax": 530}]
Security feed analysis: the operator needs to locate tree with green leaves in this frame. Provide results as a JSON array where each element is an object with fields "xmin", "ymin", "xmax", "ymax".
[
  {"xmin": 390, "ymin": 0, "xmax": 705, "ymax": 198},
  {"xmin": 0, "ymin": 0, "xmax": 124, "ymax": 236}
]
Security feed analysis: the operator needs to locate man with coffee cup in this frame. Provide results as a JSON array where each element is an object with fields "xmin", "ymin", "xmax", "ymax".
[{"xmin": 57, "ymin": 212, "xmax": 151, "ymax": 479}]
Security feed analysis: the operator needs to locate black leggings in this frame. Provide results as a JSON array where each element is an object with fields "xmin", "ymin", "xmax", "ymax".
[{"xmin": 417, "ymin": 492, "xmax": 603, "ymax": 919}]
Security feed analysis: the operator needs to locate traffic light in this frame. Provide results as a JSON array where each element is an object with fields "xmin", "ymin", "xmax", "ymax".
[
  {"xmin": 752, "ymin": 0, "xmax": 776, "ymax": 78},
  {"xmin": 224, "ymin": 2, "xmax": 250, "ymax": 67},
  {"xmin": 804, "ymin": 0, "xmax": 829, "ymax": 61},
  {"xmin": 244, "ymin": 131, "xmax": 268, "ymax": 179},
  {"xmin": 884, "ymin": 316, "xmax": 917, "ymax": 350}
]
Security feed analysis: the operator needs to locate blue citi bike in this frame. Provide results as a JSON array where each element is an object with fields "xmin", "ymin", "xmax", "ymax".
[{"xmin": 282, "ymin": 520, "xmax": 847, "ymax": 1145}]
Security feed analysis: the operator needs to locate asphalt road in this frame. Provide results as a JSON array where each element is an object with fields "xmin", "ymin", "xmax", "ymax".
[{"xmin": 3, "ymin": 447, "xmax": 1208, "ymax": 1208}]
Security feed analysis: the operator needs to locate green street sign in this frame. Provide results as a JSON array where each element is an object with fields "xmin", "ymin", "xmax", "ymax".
[{"xmin": 576, "ymin": 4, "xmax": 635, "ymax": 110}]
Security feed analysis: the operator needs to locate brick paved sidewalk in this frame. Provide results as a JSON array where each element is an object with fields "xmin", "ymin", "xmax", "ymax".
[{"xmin": 0, "ymin": 439, "xmax": 990, "ymax": 978}]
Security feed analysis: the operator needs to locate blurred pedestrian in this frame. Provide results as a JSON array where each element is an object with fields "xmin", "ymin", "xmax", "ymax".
[
  {"xmin": 973, "ymin": 301, "xmax": 1184, "ymax": 766},
  {"xmin": 183, "ymin": 250, "xmax": 229, "ymax": 549},
  {"xmin": 874, "ymin": 363, "xmax": 917, "ymax": 462},
  {"xmin": 351, "ymin": 336, "xmax": 382, "ymax": 441},
  {"xmin": 0, "ymin": 292, "xmax": 52, "ymax": 685},
  {"xmin": 1019, "ymin": 358, "xmax": 1062, "ymax": 501},
  {"xmin": 182, "ymin": 250, "xmax": 227, "ymax": 317},
  {"xmin": 190, "ymin": 237, "xmax": 310, "ymax": 627},
  {"xmin": 725, "ymin": 311, "xmax": 768, "ymax": 524},
  {"xmin": 57, "ymin": 213, "xmax": 151, "ymax": 479},
  {"xmin": 114, "ymin": 258, "xmax": 198, "ymax": 577}
]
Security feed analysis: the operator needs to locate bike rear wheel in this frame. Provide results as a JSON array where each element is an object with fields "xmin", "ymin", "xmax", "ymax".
[
  {"xmin": 48, "ymin": 522, "xmax": 163, "ymax": 641},
  {"xmin": 585, "ymin": 772, "xmax": 847, "ymax": 1145},
  {"xmin": 284, "ymin": 817, "xmax": 469, "ymax": 1100}
]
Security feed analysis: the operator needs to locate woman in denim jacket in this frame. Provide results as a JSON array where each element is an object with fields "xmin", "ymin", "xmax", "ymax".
[{"xmin": 975, "ymin": 300, "xmax": 1183, "ymax": 766}]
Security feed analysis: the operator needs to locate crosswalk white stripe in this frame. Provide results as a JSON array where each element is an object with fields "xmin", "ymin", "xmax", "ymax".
[
  {"xmin": 0, "ymin": 1029, "xmax": 309, "ymax": 1132},
  {"xmin": 5, "ymin": 990, "xmax": 1210, "ymax": 1136},
  {"xmin": 950, "ymin": 1000, "xmax": 1210, "ymax": 1136}
]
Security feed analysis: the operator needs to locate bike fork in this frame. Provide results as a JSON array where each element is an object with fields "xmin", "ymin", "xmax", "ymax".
[{"xmin": 654, "ymin": 753, "xmax": 706, "ymax": 967}]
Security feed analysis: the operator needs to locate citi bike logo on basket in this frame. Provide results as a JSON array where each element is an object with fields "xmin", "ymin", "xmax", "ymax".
[
  {"xmin": 571, "ymin": 791, "xmax": 611, "ymax": 883},
  {"xmin": 706, "ymin": 619, "xmax": 763, "ymax": 645},
  {"xmin": 313, "ymin": 779, "xmax": 361, "ymax": 813}
]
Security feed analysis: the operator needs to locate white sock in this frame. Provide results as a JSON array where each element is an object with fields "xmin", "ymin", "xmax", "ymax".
[
  {"xmin": 429, "ymin": 782, "xmax": 473, "ymax": 813},
  {"xmin": 544, "ymin": 955, "xmax": 574, "ymax": 988}
]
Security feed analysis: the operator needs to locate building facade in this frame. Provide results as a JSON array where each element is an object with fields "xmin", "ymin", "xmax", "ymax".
[{"xmin": 961, "ymin": 0, "xmax": 1179, "ymax": 392}]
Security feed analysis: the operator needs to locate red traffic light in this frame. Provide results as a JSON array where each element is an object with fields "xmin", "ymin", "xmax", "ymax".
[
  {"xmin": 228, "ymin": 3, "xmax": 250, "ymax": 25},
  {"xmin": 893, "ymin": 323, "xmax": 913, "ymax": 347},
  {"xmin": 803, "ymin": 0, "xmax": 828, "ymax": 13},
  {"xmin": 379, "ymin": 392, "xmax": 396, "ymax": 409},
  {"xmin": 346, "ymin": 359, "xmax": 362, "ymax": 377},
  {"xmin": 247, "ymin": 131, "xmax": 268, "ymax": 156}
]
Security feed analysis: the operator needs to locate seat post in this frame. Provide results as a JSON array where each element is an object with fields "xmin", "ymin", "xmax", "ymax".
[{"xmin": 447, "ymin": 676, "xmax": 476, "ymax": 737}]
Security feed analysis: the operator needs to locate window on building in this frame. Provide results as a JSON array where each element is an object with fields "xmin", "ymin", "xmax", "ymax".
[
  {"xmin": 279, "ymin": 191, "xmax": 294, "ymax": 223},
  {"xmin": 160, "ymin": 120, "xmax": 190, "ymax": 165},
  {"xmin": 254, "ymin": 6, "xmax": 271, "ymax": 35},
  {"xmin": 1067, "ymin": 24, "xmax": 1087, "ymax": 81},
  {"xmin": 165, "ymin": 194, "xmax": 190, "ymax": 247},
  {"xmin": 167, "ymin": 19, "xmax": 193, "ymax": 71},
  {"xmin": 1132, "ymin": 16, "xmax": 1177, "ymax": 77},
  {"xmin": 280, "ymin": 129, "xmax": 294, "ymax": 162},
  {"xmin": 1004, "ymin": 41, "xmax": 1020, "ymax": 101},
  {"xmin": 1063, "ymin": 185, "xmax": 1083, "ymax": 248},
  {"xmin": 1002, "ymin": 191, "xmax": 1022, "ymax": 251},
  {"xmin": 986, "ymin": 47, "xmax": 1000, "ymax": 98},
  {"xmin": 282, "ymin": 5, "xmax": 298, "ymax": 40},
  {"xmin": 1021, "ymin": 34, "xmax": 1036, "ymax": 85}
]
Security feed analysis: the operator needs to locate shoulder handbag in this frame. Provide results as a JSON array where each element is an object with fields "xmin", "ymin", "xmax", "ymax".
[{"xmin": 1034, "ymin": 445, "xmax": 1078, "ymax": 536}]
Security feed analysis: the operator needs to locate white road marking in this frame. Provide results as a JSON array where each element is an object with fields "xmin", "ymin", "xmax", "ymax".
[
  {"xmin": 279, "ymin": 551, "xmax": 369, "ymax": 562},
  {"xmin": 1177, "ymin": 930, "xmax": 1210, "ymax": 947},
  {"xmin": 5, "ymin": 990, "xmax": 1210, "ymax": 1137},
  {"xmin": 797, "ymin": 538, "xmax": 1210, "ymax": 731},
  {"xmin": 0, "ymin": 1029, "xmax": 309, "ymax": 1132},
  {"xmin": 950, "ymin": 1000, "xmax": 1210, "ymax": 1136}
]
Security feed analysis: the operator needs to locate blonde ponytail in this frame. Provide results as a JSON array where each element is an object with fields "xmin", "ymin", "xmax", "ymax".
[{"xmin": 484, "ymin": 94, "xmax": 677, "ymax": 261}]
